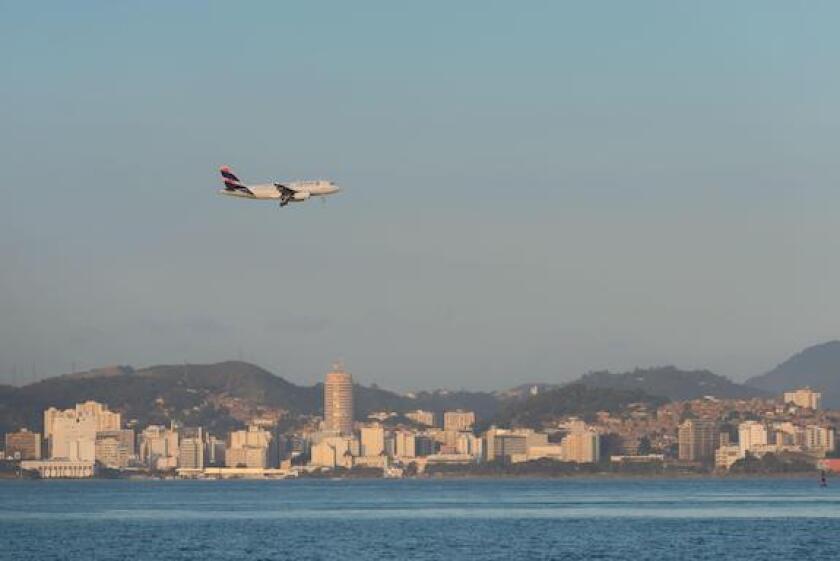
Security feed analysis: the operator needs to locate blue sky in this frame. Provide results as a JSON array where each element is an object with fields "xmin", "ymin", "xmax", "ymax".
[{"xmin": 1, "ymin": 2, "xmax": 839, "ymax": 390}]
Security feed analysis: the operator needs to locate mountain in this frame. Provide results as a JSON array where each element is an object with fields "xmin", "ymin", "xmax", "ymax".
[
  {"xmin": 576, "ymin": 366, "xmax": 768, "ymax": 401},
  {"xmin": 494, "ymin": 383, "xmax": 667, "ymax": 429},
  {"xmin": 0, "ymin": 361, "xmax": 320, "ymax": 437},
  {"xmin": 495, "ymin": 383, "xmax": 561, "ymax": 401},
  {"xmin": 745, "ymin": 341, "xmax": 840, "ymax": 407},
  {"xmin": 0, "ymin": 361, "xmax": 504, "ymax": 437}
]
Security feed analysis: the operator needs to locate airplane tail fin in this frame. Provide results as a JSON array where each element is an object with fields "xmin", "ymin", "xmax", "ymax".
[{"xmin": 220, "ymin": 166, "xmax": 245, "ymax": 191}]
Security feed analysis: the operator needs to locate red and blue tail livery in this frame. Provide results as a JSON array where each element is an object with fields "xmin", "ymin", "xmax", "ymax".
[{"xmin": 220, "ymin": 166, "xmax": 251, "ymax": 194}]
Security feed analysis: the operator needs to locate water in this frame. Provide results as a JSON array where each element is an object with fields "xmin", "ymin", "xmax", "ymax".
[{"xmin": 1, "ymin": 477, "xmax": 838, "ymax": 560}]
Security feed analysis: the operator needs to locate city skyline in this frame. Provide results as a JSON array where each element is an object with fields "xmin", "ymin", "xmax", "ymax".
[{"xmin": 4, "ymin": 363, "xmax": 835, "ymax": 479}]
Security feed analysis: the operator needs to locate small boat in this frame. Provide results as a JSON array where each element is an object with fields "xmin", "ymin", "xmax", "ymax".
[{"xmin": 820, "ymin": 470, "xmax": 828, "ymax": 487}]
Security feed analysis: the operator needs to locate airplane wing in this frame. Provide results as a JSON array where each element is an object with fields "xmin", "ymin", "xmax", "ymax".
[
  {"xmin": 274, "ymin": 183, "xmax": 299, "ymax": 207},
  {"xmin": 274, "ymin": 182, "xmax": 305, "ymax": 192}
]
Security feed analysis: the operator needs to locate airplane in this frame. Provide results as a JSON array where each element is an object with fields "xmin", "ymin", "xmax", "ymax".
[{"xmin": 218, "ymin": 166, "xmax": 341, "ymax": 207}]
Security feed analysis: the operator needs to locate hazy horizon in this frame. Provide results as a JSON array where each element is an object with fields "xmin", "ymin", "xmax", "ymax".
[{"xmin": 3, "ymin": 2, "xmax": 840, "ymax": 391}]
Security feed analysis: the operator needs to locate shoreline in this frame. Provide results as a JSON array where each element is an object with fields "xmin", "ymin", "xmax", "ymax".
[{"xmin": 0, "ymin": 471, "xmax": 826, "ymax": 482}]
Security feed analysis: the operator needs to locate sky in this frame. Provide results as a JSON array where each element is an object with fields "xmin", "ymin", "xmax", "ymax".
[{"xmin": 1, "ymin": 1, "xmax": 839, "ymax": 391}]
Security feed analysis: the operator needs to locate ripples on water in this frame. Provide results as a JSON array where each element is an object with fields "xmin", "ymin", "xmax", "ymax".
[{"xmin": 1, "ymin": 478, "xmax": 838, "ymax": 560}]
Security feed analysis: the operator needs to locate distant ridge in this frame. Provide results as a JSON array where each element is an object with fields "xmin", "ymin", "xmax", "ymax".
[
  {"xmin": 575, "ymin": 366, "xmax": 769, "ymax": 401},
  {"xmin": 494, "ymin": 383, "xmax": 667, "ymax": 429},
  {"xmin": 57, "ymin": 365, "xmax": 134, "ymax": 381},
  {"xmin": 745, "ymin": 340, "xmax": 840, "ymax": 407}
]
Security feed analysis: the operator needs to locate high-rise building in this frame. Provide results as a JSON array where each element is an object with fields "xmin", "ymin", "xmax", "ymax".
[
  {"xmin": 805, "ymin": 425, "xmax": 835, "ymax": 452},
  {"xmin": 443, "ymin": 410, "xmax": 475, "ymax": 432},
  {"xmin": 393, "ymin": 430, "xmax": 416, "ymax": 459},
  {"xmin": 406, "ymin": 410, "xmax": 436, "ymax": 427},
  {"xmin": 179, "ymin": 428, "xmax": 205, "ymax": 469},
  {"xmin": 95, "ymin": 429, "xmax": 134, "ymax": 468},
  {"xmin": 204, "ymin": 434, "xmax": 226, "ymax": 467},
  {"xmin": 415, "ymin": 436, "xmax": 437, "ymax": 457},
  {"xmin": 44, "ymin": 401, "xmax": 121, "ymax": 461},
  {"xmin": 4, "ymin": 428, "xmax": 42, "ymax": 460},
  {"xmin": 678, "ymin": 419, "xmax": 717, "ymax": 462},
  {"xmin": 493, "ymin": 434, "xmax": 527, "ymax": 461},
  {"xmin": 75, "ymin": 401, "xmax": 122, "ymax": 431},
  {"xmin": 715, "ymin": 445, "xmax": 742, "ymax": 470},
  {"xmin": 561, "ymin": 422, "xmax": 601, "ymax": 464},
  {"xmin": 226, "ymin": 425, "xmax": 276, "ymax": 468},
  {"xmin": 457, "ymin": 432, "xmax": 483, "ymax": 458},
  {"xmin": 738, "ymin": 421, "xmax": 768, "ymax": 457},
  {"xmin": 139, "ymin": 424, "xmax": 180, "ymax": 470},
  {"xmin": 324, "ymin": 364, "xmax": 354, "ymax": 435},
  {"xmin": 47, "ymin": 411, "xmax": 97, "ymax": 461},
  {"xmin": 310, "ymin": 435, "xmax": 359, "ymax": 469},
  {"xmin": 360, "ymin": 424, "xmax": 385, "ymax": 457},
  {"xmin": 783, "ymin": 388, "xmax": 822, "ymax": 410}
]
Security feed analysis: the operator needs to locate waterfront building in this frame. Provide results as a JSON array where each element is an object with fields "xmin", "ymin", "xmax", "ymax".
[
  {"xmin": 415, "ymin": 435, "xmax": 437, "ymax": 457},
  {"xmin": 493, "ymin": 433, "xmax": 528, "ymax": 462},
  {"xmin": 715, "ymin": 445, "xmax": 743, "ymax": 470},
  {"xmin": 805, "ymin": 425, "xmax": 835, "ymax": 453},
  {"xmin": 738, "ymin": 421, "xmax": 768, "ymax": 457},
  {"xmin": 94, "ymin": 429, "xmax": 134, "ymax": 468},
  {"xmin": 456, "ymin": 432, "xmax": 483, "ymax": 458},
  {"xmin": 771, "ymin": 422, "xmax": 803, "ymax": 447},
  {"xmin": 44, "ymin": 401, "xmax": 121, "ymax": 461},
  {"xmin": 527, "ymin": 444, "xmax": 565, "ymax": 461},
  {"xmin": 47, "ymin": 411, "xmax": 97, "ymax": 461},
  {"xmin": 678, "ymin": 419, "xmax": 717, "ymax": 462},
  {"xmin": 226, "ymin": 425, "xmax": 276, "ymax": 468},
  {"xmin": 4, "ymin": 428, "xmax": 41, "ymax": 460},
  {"xmin": 406, "ymin": 410, "xmax": 436, "ymax": 427},
  {"xmin": 562, "ymin": 423, "xmax": 600, "ymax": 464},
  {"xmin": 139, "ymin": 424, "xmax": 179, "ymax": 470},
  {"xmin": 310, "ymin": 435, "xmax": 358, "ymax": 469},
  {"xmin": 354, "ymin": 455, "xmax": 387, "ymax": 469},
  {"xmin": 783, "ymin": 387, "xmax": 821, "ymax": 410},
  {"xmin": 324, "ymin": 364, "xmax": 354, "ymax": 435},
  {"xmin": 443, "ymin": 410, "xmax": 475, "ymax": 432},
  {"xmin": 360, "ymin": 424, "xmax": 385, "ymax": 457},
  {"xmin": 392, "ymin": 430, "xmax": 416, "ymax": 459},
  {"xmin": 75, "ymin": 401, "xmax": 122, "ymax": 431},
  {"xmin": 20, "ymin": 459, "xmax": 94, "ymax": 479},
  {"xmin": 205, "ymin": 434, "xmax": 226, "ymax": 467},
  {"xmin": 179, "ymin": 428, "xmax": 204, "ymax": 469}
]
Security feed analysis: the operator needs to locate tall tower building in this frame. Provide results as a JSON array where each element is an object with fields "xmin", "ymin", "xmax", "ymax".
[{"xmin": 324, "ymin": 363, "xmax": 354, "ymax": 435}]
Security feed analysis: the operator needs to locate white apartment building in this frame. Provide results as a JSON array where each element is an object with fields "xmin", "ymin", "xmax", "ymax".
[
  {"xmin": 783, "ymin": 387, "xmax": 821, "ymax": 410},
  {"xmin": 738, "ymin": 421, "xmax": 768, "ymax": 457}
]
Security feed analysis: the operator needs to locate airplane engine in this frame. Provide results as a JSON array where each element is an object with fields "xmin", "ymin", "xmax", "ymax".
[{"xmin": 293, "ymin": 192, "xmax": 311, "ymax": 201}]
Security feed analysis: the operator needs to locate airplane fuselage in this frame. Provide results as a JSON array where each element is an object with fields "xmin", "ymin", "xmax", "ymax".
[{"xmin": 220, "ymin": 181, "xmax": 339, "ymax": 200}]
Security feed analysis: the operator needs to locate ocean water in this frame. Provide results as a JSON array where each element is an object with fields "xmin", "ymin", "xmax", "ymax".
[{"xmin": 1, "ymin": 477, "xmax": 838, "ymax": 560}]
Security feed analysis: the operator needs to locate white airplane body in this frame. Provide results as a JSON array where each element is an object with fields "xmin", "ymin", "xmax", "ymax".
[{"xmin": 218, "ymin": 166, "xmax": 340, "ymax": 207}]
